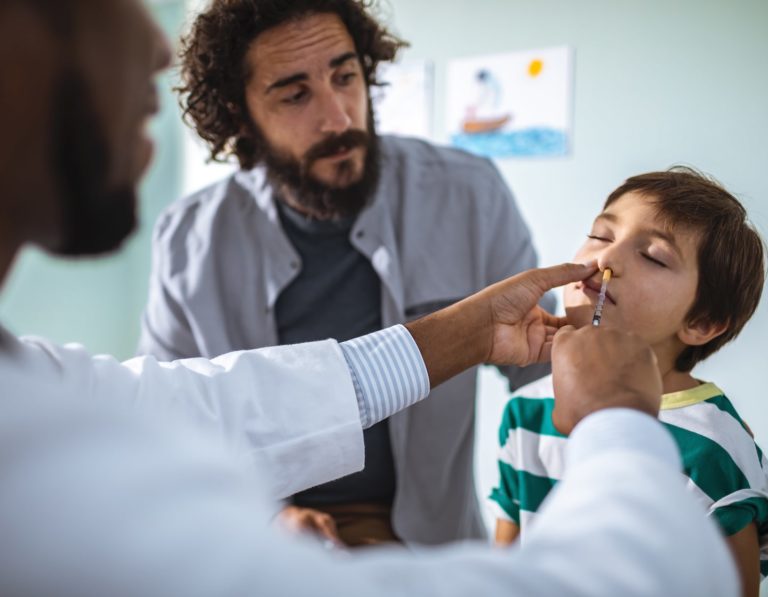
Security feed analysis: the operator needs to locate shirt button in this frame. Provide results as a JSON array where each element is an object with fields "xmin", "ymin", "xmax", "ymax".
[
  {"xmin": 356, "ymin": 230, "xmax": 365, "ymax": 239},
  {"xmin": 290, "ymin": 261, "xmax": 299, "ymax": 269}
]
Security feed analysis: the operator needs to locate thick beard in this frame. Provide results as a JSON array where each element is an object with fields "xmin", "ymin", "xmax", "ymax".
[
  {"xmin": 258, "ymin": 112, "xmax": 380, "ymax": 221},
  {"xmin": 50, "ymin": 69, "xmax": 137, "ymax": 256}
]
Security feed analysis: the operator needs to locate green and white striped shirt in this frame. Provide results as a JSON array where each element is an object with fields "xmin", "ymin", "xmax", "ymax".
[{"xmin": 490, "ymin": 374, "xmax": 768, "ymax": 578}]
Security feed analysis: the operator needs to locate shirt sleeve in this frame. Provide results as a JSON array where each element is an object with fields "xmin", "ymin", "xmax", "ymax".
[
  {"xmin": 709, "ymin": 482, "xmax": 768, "ymax": 539},
  {"xmin": 340, "ymin": 324, "xmax": 430, "ymax": 429},
  {"xmin": 136, "ymin": 210, "xmax": 201, "ymax": 360}
]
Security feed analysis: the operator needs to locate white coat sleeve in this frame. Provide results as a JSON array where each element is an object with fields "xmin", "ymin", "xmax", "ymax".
[
  {"xmin": 12, "ymin": 334, "xmax": 365, "ymax": 500},
  {"xmin": 9, "ymin": 324, "xmax": 429, "ymax": 501},
  {"xmin": 0, "ymin": 395, "xmax": 739, "ymax": 597},
  {"xmin": 338, "ymin": 409, "xmax": 740, "ymax": 597}
]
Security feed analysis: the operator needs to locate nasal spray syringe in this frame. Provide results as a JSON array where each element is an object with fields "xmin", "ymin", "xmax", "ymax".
[{"xmin": 591, "ymin": 268, "xmax": 612, "ymax": 327}]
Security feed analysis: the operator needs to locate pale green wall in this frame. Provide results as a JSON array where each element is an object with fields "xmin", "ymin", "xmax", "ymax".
[
  {"xmin": 0, "ymin": 1, "xmax": 185, "ymax": 358},
  {"xmin": 376, "ymin": 0, "xmax": 768, "ymax": 451}
]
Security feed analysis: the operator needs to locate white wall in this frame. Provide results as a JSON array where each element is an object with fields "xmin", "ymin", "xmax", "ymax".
[
  {"xmin": 376, "ymin": 9, "xmax": 768, "ymax": 578},
  {"xmin": 370, "ymin": 2, "xmax": 768, "ymax": 445}
]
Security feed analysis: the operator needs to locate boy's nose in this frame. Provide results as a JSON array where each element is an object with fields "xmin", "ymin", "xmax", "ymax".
[{"xmin": 596, "ymin": 251, "xmax": 620, "ymax": 278}]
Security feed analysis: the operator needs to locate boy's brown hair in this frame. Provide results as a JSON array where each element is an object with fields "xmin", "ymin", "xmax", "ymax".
[{"xmin": 605, "ymin": 167, "xmax": 766, "ymax": 372}]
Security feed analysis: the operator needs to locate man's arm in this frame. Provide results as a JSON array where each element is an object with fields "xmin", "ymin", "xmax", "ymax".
[
  {"xmin": 726, "ymin": 524, "xmax": 760, "ymax": 597},
  {"xmin": 405, "ymin": 263, "xmax": 593, "ymax": 387},
  {"xmin": 348, "ymin": 326, "xmax": 738, "ymax": 595},
  {"xmin": 494, "ymin": 518, "xmax": 520, "ymax": 546},
  {"xmin": 0, "ymin": 347, "xmax": 737, "ymax": 595},
  {"xmin": 15, "ymin": 263, "xmax": 592, "ymax": 503}
]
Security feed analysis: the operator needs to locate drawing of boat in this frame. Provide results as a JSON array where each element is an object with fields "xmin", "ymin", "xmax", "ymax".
[{"xmin": 461, "ymin": 114, "xmax": 512, "ymax": 134}]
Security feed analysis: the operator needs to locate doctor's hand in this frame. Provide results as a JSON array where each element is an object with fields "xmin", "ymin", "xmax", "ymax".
[
  {"xmin": 480, "ymin": 263, "xmax": 599, "ymax": 366},
  {"xmin": 551, "ymin": 325, "xmax": 662, "ymax": 435},
  {"xmin": 276, "ymin": 505, "xmax": 343, "ymax": 547},
  {"xmin": 406, "ymin": 262, "xmax": 596, "ymax": 389}
]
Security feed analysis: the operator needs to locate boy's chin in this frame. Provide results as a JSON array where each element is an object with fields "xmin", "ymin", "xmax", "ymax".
[{"xmin": 564, "ymin": 304, "xmax": 594, "ymax": 329}]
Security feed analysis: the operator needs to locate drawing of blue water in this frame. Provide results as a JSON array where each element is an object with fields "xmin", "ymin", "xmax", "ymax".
[{"xmin": 451, "ymin": 127, "xmax": 568, "ymax": 158}]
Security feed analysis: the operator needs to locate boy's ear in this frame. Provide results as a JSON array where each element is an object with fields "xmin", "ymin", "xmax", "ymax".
[{"xmin": 677, "ymin": 318, "xmax": 729, "ymax": 347}]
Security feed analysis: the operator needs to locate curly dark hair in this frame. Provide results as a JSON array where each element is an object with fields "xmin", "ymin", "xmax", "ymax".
[{"xmin": 178, "ymin": 0, "xmax": 407, "ymax": 170}]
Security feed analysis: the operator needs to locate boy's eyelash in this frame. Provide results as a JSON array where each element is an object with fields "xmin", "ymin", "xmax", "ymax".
[
  {"xmin": 642, "ymin": 253, "xmax": 667, "ymax": 268},
  {"xmin": 587, "ymin": 234, "xmax": 668, "ymax": 267}
]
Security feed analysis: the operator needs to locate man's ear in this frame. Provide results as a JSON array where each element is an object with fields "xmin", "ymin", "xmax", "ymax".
[{"xmin": 677, "ymin": 318, "xmax": 729, "ymax": 347}]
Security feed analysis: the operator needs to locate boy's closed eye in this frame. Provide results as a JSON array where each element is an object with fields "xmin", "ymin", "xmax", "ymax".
[
  {"xmin": 586, "ymin": 230, "xmax": 673, "ymax": 269},
  {"xmin": 642, "ymin": 252, "xmax": 668, "ymax": 268}
]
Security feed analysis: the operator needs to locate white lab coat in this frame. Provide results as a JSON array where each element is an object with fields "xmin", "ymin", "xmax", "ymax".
[
  {"xmin": 0, "ymin": 333, "xmax": 739, "ymax": 596},
  {"xmin": 0, "ymin": 331, "xmax": 364, "ymax": 500}
]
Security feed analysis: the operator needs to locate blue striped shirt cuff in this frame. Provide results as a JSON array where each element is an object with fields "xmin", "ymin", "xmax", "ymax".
[{"xmin": 340, "ymin": 325, "xmax": 430, "ymax": 429}]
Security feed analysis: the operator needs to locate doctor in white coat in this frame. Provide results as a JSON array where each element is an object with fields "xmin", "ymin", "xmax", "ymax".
[{"xmin": 0, "ymin": 0, "xmax": 739, "ymax": 595}]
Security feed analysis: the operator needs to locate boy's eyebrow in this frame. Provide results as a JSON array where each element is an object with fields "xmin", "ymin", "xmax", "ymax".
[
  {"xmin": 594, "ymin": 212, "xmax": 684, "ymax": 257},
  {"xmin": 594, "ymin": 212, "xmax": 618, "ymax": 224},
  {"xmin": 265, "ymin": 51, "xmax": 358, "ymax": 94}
]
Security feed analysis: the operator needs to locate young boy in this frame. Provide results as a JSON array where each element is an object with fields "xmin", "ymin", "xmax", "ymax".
[{"xmin": 490, "ymin": 168, "xmax": 767, "ymax": 596}]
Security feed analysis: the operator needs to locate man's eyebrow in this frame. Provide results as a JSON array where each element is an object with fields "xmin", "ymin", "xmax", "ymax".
[
  {"xmin": 329, "ymin": 51, "xmax": 358, "ymax": 69},
  {"xmin": 265, "ymin": 52, "xmax": 359, "ymax": 95},
  {"xmin": 266, "ymin": 73, "xmax": 308, "ymax": 94}
]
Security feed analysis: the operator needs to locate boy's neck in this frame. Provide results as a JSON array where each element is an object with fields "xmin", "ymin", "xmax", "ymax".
[
  {"xmin": 653, "ymin": 342, "xmax": 700, "ymax": 394},
  {"xmin": 660, "ymin": 368, "xmax": 700, "ymax": 394}
]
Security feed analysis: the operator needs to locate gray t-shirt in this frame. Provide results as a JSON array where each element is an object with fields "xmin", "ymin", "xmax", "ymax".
[{"xmin": 275, "ymin": 200, "xmax": 396, "ymax": 507}]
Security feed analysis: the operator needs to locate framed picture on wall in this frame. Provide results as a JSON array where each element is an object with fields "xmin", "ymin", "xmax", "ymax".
[{"xmin": 446, "ymin": 46, "xmax": 573, "ymax": 159}]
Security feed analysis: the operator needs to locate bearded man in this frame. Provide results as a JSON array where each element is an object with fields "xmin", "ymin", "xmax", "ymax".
[{"xmin": 138, "ymin": 0, "xmax": 552, "ymax": 547}]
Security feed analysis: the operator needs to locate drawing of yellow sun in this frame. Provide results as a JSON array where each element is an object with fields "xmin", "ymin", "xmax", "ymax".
[{"xmin": 528, "ymin": 59, "xmax": 543, "ymax": 77}]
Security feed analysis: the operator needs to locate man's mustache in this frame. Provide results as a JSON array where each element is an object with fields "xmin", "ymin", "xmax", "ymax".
[{"xmin": 303, "ymin": 129, "xmax": 370, "ymax": 170}]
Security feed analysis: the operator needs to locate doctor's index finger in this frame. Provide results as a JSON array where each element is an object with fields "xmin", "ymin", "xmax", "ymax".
[
  {"xmin": 526, "ymin": 261, "xmax": 598, "ymax": 293},
  {"xmin": 538, "ymin": 309, "xmax": 569, "ymax": 329}
]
